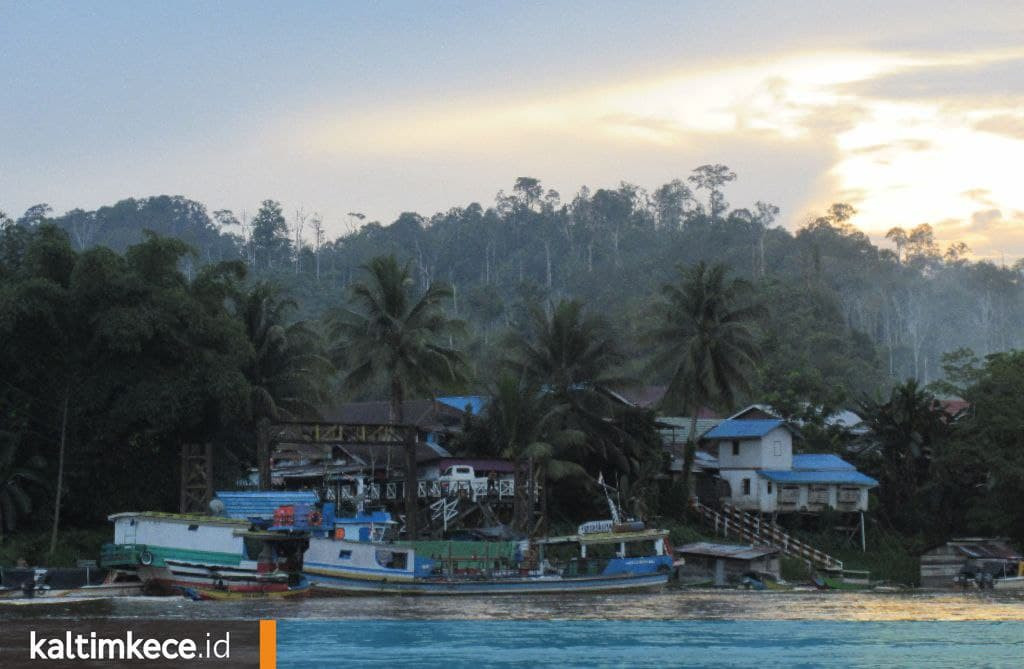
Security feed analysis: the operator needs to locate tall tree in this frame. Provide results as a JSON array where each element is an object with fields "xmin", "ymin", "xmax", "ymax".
[
  {"xmin": 688, "ymin": 164, "xmax": 736, "ymax": 220},
  {"xmin": 649, "ymin": 262, "xmax": 763, "ymax": 500},
  {"xmin": 250, "ymin": 200, "xmax": 290, "ymax": 269},
  {"xmin": 241, "ymin": 282, "xmax": 331, "ymax": 488},
  {"xmin": 505, "ymin": 299, "xmax": 653, "ymax": 491},
  {"xmin": 858, "ymin": 380, "xmax": 948, "ymax": 532},
  {"xmin": 0, "ymin": 434, "xmax": 48, "ymax": 542},
  {"xmin": 328, "ymin": 255, "xmax": 464, "ymax": 538}
]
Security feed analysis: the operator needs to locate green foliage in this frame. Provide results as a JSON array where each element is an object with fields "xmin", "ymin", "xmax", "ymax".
[
  {"xmin": 649, "ymin": 261, "xmax": 763, "ymax": 499},
  {"xmin": 0, "ymin": 435, "xmax": 48, "ymax": 536},
  {"xmin": 0, "ymin": 528, "xmax": 109, "ymax": 568},
  {"xmin": 328, "ymin": 255, "xmax": 466, "ymax": 413},
  {"xmin": 328, "ymin": 254, "xmax": 465, "ymax": 537},
  {"xmin": 0, "ymin": 225, "xmax": 257, "ymax": 534},
  {"xmin": 857, "ymin": 380, "xmax": 949, "ymax": 535}
]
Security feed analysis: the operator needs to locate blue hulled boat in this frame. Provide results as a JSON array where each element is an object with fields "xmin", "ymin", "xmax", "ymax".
[{"xmin": 301, "ymin": 503, "xmax": 678, "ymax": 595}]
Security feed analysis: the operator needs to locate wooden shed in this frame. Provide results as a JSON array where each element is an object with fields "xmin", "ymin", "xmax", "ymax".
[
  {"xmin": 919, "ymin": 538, "xmax": 1022, "ymax": 588},
  {"xmin": 675, "ymin": 542, "xmax": 780, "ymax": 586}
]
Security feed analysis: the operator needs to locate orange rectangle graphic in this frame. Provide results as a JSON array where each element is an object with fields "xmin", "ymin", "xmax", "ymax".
[{"xmin": 260, "ymin": 619, "xmax": 276, "ymax": 669}]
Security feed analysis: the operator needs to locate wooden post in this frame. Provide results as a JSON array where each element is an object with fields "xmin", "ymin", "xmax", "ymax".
[
  {"xmin": 179, "ymin": 444, "xmax": 214, "ymax": 513},
  {"xmin": 257, "ymin": 419, "xmax": 270, "ymax": 491}
]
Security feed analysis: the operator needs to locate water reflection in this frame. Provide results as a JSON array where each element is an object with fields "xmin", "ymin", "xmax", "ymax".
[{"xmin": 2, "ymin": 590, "xmax": 1022, "ymax": 622}]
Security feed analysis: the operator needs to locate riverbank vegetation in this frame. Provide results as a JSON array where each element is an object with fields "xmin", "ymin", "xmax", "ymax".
[{"xmin": 2, "ymin": 169, "xmax": 1022, "ymax": 570}]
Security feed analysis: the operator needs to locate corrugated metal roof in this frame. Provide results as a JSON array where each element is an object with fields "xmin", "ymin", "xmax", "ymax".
[
  {"xmin": 659, "ymin": 417, "xmax": 723, "ymax": 444},
  {"xmin": 215, "ymin": 491, "xmax": 318, "ymax": 520},
  {"xmin": 675, "ymin": 542, "xmax": 779, "ymax": 560},
  {"xmin": 704, "ymin": 419, "xmax": 788, "ymax": 439},
  {"xmin": 667, "ymin": 450, "xmax": 719, "ymax": 473},
  {"xmin": 757, "ymin": 470, "xmax": 878, "ymax": 486},
  {"xmin": 792, "ymin": 454, "xmax": 856, "ymax": 471}
]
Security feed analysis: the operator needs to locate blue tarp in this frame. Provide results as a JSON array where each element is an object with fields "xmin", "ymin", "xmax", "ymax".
[
  {"xmin": 703, "ymin": 419, "xmax": 788, "ymax": 439},
  {"xmin": 215, "ymin": 491, "xmax": 319, "ymax": 520},
  {"xmin": 436, "ymin": 395, "xmax": 488, "ymax": 415},
  {"xmin": 757, "ymin": 469, "xmax": 878, "ymax": 486}
]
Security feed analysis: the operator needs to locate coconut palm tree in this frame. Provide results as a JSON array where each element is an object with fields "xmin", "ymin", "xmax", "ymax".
[
  {"xmin": 241, "ymin": 281, "xmax": 332, "ymax": 488},
  {"xmin": 0, "ymin": 433, "xmax": 48, "ymax": 541},
  {"xmin": 650, "ymin": 261, "xmax": 764, "ymax": 500},
  {"xmin": 506, "ymin": 300, "xmax": 651, "ymax": 486},
  {"xmin": 328, "ymin": 255, "xmax": 464, "ymax": 539},
  {"xmin": 472, "ymin": 374, "xmax": 588, "ymax": 533}
]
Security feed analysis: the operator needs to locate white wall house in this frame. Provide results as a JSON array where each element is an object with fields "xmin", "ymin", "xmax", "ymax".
[{"xmin": 703, "ymin": 419, "xmax": 877, "ymax": 514}]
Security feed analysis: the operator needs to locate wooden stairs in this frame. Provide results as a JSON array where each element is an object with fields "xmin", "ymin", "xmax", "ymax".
[{"xmin": 690, "ymin": 499, "xmax": 843, "ymax": 571}]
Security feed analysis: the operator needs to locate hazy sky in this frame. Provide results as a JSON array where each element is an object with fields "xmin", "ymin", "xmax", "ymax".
[{"xmin": 3, "ymin": 1, "xmax": 1024, "ymax": 259}]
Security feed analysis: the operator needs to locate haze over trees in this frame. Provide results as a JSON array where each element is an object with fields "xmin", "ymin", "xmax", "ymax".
[
  {"xmin": 15, "ymin": 168, "xmax": 1022, "ymax": 404},
  {"xmin": 2, "ymin": 165, "xmax": 1023, "ymax": 548}
]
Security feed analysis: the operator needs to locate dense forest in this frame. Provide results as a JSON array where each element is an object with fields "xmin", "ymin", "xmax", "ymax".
[
  {"xmin": 1, "ymin": 166, "xmax": 1022, "ymax": 560},
  {"xmin": 11, "ymin": 168, "xmax": 1023, "ymax": 406}
]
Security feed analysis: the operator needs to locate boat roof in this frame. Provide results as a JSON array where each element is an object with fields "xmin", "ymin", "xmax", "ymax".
[
  {"xmin": 107, "ymin": 512, "xmax": 249, "ymax": 527},
  {"xmin": 215, "ymin": 490, "xmax": 318, "ymax": 520},
  {"xmin": 536, "ymin": 529, "xmax": 668, "ymax": 545},
  {"xmin": 234, "ymin": 530, "xmax": 310, "ymax": 540}
]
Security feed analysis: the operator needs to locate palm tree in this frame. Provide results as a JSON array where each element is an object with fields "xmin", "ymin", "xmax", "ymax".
[
  {"xmin": 650, "ymin": 261, "xmax": 764, "ymax": 501},
  {"xmin": 506, "ymin": 300, "xmax": 650, "ymax": 488},
  {"xmin": 473, "ymin": 374, "xmax": 587, "ymax": 534},
  {"xmin": 0, "ymin": 433, "xmax": 48, "ymax": 542},
  {"xmin": 858, "ymin": 379, "xmax": 946, "ymax": 530},
  {"xmin": 328, "ymin": 255, "xmax": 464, "ymax": 539},
  {"xmin": 242, "ymin": 282, "xmax": 332, "ymax": 488}
]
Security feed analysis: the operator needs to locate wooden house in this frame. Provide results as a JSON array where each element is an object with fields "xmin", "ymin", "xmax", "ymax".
[{"xmin": 702, "ymin": 419, "xmax": 877, "ymax": 514}]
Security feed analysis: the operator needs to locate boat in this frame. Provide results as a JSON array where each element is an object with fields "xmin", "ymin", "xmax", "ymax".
[
  {"xmin": 100, "ymin": 511, "xmax": 310, "ymax": 600},
  {"xmin": 992, "ymin": 577, "xmax": 1024, "ymax": 591},
  {"xmin": 300, "ymin": 478, "xmax": 679, "ymax": 595},
  {"xmin": 303, "ymin": 513, "xmax": 674, "ymax": 594},
  {"xmin": 0, "ymin": 568, "xmax": 142, "ymax": 600}
]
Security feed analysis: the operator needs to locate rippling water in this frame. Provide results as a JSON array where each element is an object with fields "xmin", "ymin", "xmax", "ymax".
[
  {"xmin": 3, "ymin": 589, "xmax": 1022, "ymax": 622},
  {"xmin": 3, "ymin": 591, "xmax": 1022, "ymax": 667}
]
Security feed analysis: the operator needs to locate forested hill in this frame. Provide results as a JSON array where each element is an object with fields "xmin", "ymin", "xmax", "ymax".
[{"xmin": 6, "ymin": 168, "xmax": 1023, "ymax": 409}]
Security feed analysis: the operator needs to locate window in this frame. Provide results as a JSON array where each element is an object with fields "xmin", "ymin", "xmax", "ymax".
[
  {"xmin": 772, "ymin": 439, "xmax": 782, "ymax": 457},
  {"xmin": 187, "ymin": 524, "xmax": 199, "ymax": 531},
  {"xmin": 732, "ymin": 441, "xmax": 740, "ymax": 456},
  {"xmin": 742, "ymin": 478, "xmax": 751, "ymax": 495},
  {"xmin": 767, "ymin": 482, "xmax": 773, "ymax": 494},
  {"xmin": 337, "ymin": 550, "xmax": 352, "ymax": 559},
  {"xmin": 376, "ymin": 550, "xmax": 408, "ymax": 570}
]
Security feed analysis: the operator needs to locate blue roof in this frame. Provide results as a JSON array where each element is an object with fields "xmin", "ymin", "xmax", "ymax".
[
  {"xmin": 437, "ymin": 395, "xmax": 488, "ymax": 415},
  {"xmin": 335, "ymin": 510, "xmax": 394, "ymax": 524},
  {"xmin": 704, "ymin": 419, "xmax": 787, "ymax": 440},
  {"xmin": 215, "ymin": 491, "xmax": 318, "ymax": 520},
  {"xmin": 758, "ymin": 469, "xmax": 878, "ymax": 486},
  {"xmin": 792, "ymin": 454, "xmax": 856, "ymax": 471}
]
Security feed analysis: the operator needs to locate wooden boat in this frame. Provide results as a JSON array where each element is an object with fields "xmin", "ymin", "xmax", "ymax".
[
  {"xmin": 992, "ymin": 576, "xmax": 1024, "ymax": 590},
  {"xmin": 100, "ymin": 512, "xmax": 310, "ymax": 600},
  {"xmin": 0, "ymin": 569, "xmax": 142, "ymax": 600},
  {"xmin": 301, "ymin": 505, "xmax": 678, "ymax": 595}
]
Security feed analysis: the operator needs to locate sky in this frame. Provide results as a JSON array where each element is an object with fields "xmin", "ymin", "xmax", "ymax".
[{"xmin": 2, "ymin": 1, "xmax": 1024, "ymax": 259}]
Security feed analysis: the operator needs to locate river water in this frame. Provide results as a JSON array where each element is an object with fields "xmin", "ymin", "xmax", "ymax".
[{"xmin": 3, "ymin": 590, "xmax": 1023, "ymax": 667}]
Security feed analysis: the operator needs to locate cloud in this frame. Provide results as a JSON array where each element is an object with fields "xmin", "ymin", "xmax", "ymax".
[
  {"xmin": 841, "ymin": 54, "xmax": 1024, "ymax": 102},
  {"xmin": 970, "ymin": 208, "xmax": 1003, "ymax": 231},
  {"xmin": 929, "ymin": 209, "xmax": 1024, "ymax": 260},
  {"xmin": 974, "ymin": 113, "xmax": 1024, "ymax": 140}
]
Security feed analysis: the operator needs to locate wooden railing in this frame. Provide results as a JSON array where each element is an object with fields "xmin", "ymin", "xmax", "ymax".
[
  {"xmin": 337, "ymin": 479, "xmax": 520, "ymax": 502},
  {"xmin": 691, "ymin": 499, "xmax": 843, "ymax": 571}
]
